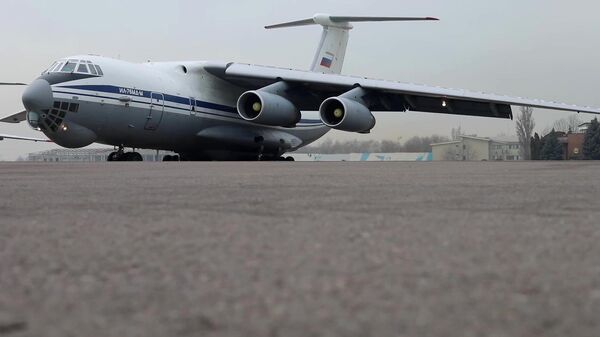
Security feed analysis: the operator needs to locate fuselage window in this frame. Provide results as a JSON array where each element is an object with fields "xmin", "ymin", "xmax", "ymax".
[
  {"xmin": 61, "ymin": 62, "xmax": 77, "ymax": 73},
  {"xmin": 88, "ymin": 64, "xmax": 98, "ymax": 75},
  {"xmin": 94, "ymin": 65, "xmax": 104, "ymax": 76},
  {"xmin": 77, "ymin": 64, "xmax": 89, "ymax": 73}
]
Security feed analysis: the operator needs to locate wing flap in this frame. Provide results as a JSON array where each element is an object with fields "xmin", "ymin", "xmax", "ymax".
[{"xmin": 370, "ymin": 93, "xmax": 513, "ymax": 119}]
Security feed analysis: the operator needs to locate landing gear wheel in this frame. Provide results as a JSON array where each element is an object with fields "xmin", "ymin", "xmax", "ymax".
[
  {"xmin": 108, "ymin": 151, "xmax": 142, "ymax": 162},
  {"xmin": 121, "ymin": 152, "xmax": 143, "ymax": 161},
  {"xmin": 285, "ymin": 156, "xmax": 295, "ymax": 161},
  {"xmin": 107, "ymin": 152, "xmax": 119, "ymax": 161},
  {"xmin": 163, "ymin": 155, "xmax": 180, "ymax": 162},
  {"xmin": 130, "ymin": 152, "xmax": 143, "ymax": 161}
]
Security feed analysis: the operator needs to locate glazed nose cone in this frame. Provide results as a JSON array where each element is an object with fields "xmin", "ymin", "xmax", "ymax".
[{"xmin": 22, "ymin": 79, "xmax": 53, "ymax": 112}]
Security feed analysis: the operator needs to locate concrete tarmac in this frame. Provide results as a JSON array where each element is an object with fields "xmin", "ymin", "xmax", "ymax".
[{"xmin": 1, "ymin": 161, "xmax": 600, "ymax": 337}]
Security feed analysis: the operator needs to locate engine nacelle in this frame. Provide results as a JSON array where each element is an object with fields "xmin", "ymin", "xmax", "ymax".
[
  {"xmin": 319, "ymin": 97, "xmax": 375, "ymax": 133},
  {"xmin": 237, "ymin": 91, "xmax": 300, "ymax": 127}
]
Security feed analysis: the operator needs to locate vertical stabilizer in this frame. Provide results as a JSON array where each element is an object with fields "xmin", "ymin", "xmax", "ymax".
[
  {"xmin": 309, "ymin": 21, "xmax": 351, "ymax": 74},
  {"xmin": 265, "ymin": 14, "xmax": 438, "ymax": 74}
]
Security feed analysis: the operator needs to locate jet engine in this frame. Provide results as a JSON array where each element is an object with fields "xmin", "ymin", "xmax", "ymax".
[
  {"xmin": 237, "ymin": 85, "xmax": 300, "ymax": 127},
  {"xmin": 319, "ymin": 87, "xmax": 375, "ymax": 133}
]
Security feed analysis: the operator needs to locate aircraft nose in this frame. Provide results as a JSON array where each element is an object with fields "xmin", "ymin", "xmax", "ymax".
[{"xmin": 22, "ymin": 79, "xmax": 53, "ymax": 112}]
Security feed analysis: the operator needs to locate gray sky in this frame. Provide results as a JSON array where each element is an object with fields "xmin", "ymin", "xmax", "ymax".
[{"xmin": 2, "ymin": 0, "xmax": 600, "ymax": 160}]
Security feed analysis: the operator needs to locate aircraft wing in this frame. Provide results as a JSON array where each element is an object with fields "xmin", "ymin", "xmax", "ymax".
[
  {"xmin": 0, "ymin": 133, "xmax": 51, "ymax": 142},
  {"xmin": 1, "ymin": 110, "xmax": 27, "ymax": 123},
  {"xmin": 211, "ymin": 63, "xmax": 600, "ymax": 118}
]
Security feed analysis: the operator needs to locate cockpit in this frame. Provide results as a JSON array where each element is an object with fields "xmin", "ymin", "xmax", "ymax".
[{"xmin": 43, "ymin": 59, "xmax": 104, "ymax": 76}]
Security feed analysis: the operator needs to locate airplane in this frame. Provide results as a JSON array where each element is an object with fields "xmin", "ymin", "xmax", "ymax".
[{"xmin": 2, "ymin": 14, "xmax": 600, "ymax": 161}]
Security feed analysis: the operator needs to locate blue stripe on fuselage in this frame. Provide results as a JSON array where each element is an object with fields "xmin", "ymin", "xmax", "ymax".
[
  {"xmin": 58, "ymin": 85, "xmax": 239, "ymax": 114},
  {"xmin": 54, "ymin": 85, "xmax": 324, "ymax": 125}
]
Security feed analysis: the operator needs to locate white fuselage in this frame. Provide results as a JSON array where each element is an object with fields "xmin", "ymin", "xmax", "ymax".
[{"xmin": 34, "ymin": 55, "xmax": 328, "ymax": 160}]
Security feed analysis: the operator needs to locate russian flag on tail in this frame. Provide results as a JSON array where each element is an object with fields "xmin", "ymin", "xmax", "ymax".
[{"xmin": 320, "ymin": 52, "xmax": 334, "ymax": 68}]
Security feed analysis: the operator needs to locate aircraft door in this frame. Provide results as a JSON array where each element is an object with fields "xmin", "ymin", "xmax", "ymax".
[{"xmin": 145, "ymin": 92, "xmax": 165, "ymax": 130}]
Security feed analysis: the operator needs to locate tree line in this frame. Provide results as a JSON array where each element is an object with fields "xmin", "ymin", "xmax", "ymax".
[
  {"xmin": 298, "ymin": 108, "xmax": 600, "ymax": 160},
  {"xmin": 529, "ymin": 118, "xmax": 600, "ymax": 160},
  {"xmin": 297, "ymin": 135, "xmax": 450, "ymax": 154}
]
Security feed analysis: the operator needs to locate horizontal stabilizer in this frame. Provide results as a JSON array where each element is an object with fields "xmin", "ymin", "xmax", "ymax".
[
  {"xmin": 266, "ymin": 14, "xmax": 438, "ymax": 29},
  {"xmin": 0, "ymin": 82, "xmax": 27, "ymax": 86},
  {"xmin": 0, "ymin": 133, "xmax": 51, "ymax": 142},
  {"xmin": 329, "ymin": 16, "xmax": 439, "ymax": 23},
  {"xmin": 266, "ymin": 13, "xmax": 439, "ymax": 74},
  {"xmin": 1, "ymin": 110, "xmax": 27, "ymax": 123}
]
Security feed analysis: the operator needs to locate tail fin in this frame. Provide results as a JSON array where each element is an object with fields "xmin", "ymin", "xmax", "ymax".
[{"xmin": 266, "ymin": 14, "xmax": 438, "ymax": 74}]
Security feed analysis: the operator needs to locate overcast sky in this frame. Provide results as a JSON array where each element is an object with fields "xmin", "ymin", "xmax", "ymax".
[{"xmin": 2, "ymin": 0, "xmax": 600, "ymax": 160}]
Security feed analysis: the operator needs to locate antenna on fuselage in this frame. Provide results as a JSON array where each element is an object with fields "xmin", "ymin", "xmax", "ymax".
[{"xmin": 265, "ymin": 14, "xmax": 439, "ymax": 75}]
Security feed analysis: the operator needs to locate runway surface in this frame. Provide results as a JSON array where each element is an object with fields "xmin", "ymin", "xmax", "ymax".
[{"xmin": 1, "ymin": 161, "xmax": 600, "ymax": 337}]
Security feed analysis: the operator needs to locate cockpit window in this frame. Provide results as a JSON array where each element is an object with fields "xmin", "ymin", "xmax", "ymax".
[
  {"xmin": 45, "ymin": 62, "xmax": 57, "ymax": 73},
  {"xmin": 42, "ymin": 59, "xmax": 104, "ymax": 76},
  {"xmin": 77, "ymin": 64, "xmax": 89, "ymax": 74},
  {"xmin": 46, "ymin": 59, "xmax": 104, "ymax": 76},
  {"xmin": 88, "ymin": 64, "xmax": 97, "ymax": 75},
  {"xmin": 60, "ymin": 62, "xmax": 77, "ymax": 73}
]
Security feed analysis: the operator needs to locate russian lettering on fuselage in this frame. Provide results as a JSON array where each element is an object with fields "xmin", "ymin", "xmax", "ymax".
[{"xmin": 118, "ymin": 87, "xmax": 145, "ymax": 97}]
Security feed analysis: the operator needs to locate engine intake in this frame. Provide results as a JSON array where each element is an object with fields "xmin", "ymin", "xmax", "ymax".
[
  {"xmin": 237, "ymin": 90, "xmax": 300, "ymax": 127},
  {"xmin": 320, "ymin": 95, "xmax": 375, "ymax": 133}
]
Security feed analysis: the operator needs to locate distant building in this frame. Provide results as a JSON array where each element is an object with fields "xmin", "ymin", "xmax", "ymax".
[
  {"xmin": 489, "ymin": 135, "xmax": 522, "ymax": 161},
  {"xmin": 291, "ymin": 152, "xmax": 432, "ymax": 161},
  {"xmin": 578, "ymin": 122, "xmax": 591, "ymax": 133},
  {"xmin": 556, "ymin": 132, "xmax": 585, "ymax": 160},
  {"xmin": 431, "ymin": 135, "xmax": 521, "ymax": 161},
  {"xmin": 26, "ymin": 148, "xmax": 174, "ymax": 162},
  {"xmin": 25, "ymin": 148, "xmax": 430, "ymax": 162}
]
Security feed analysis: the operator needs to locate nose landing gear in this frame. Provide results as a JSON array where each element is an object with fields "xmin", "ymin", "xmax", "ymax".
[{"xmin": 107, "ymin": 146, "xmax": 143, "ymax": 161}]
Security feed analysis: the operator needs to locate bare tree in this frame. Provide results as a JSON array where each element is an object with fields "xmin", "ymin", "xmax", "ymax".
[
  {"xmin": 451, "ymin": 126, "xmax": 463, "ymax": 141},
  {"xmin": 515, "ymin": 107, "xmax": 535, "ymax": 160},
  {"xmin": 553, "ymin": 114, "xmax": 582, "ymax": 133}
]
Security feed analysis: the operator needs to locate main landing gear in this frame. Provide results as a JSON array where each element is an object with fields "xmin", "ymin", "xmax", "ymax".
[
  {"xmin": 107, "ymin": 146, "xmax": 143, "ymax": 161},
  {"xmin": 162, "ymin": 155, "xmax": 180, "ymax": 161},
  {"xmin": 257, "ymin": 155, "xmax": 295, "ymax": 161}
]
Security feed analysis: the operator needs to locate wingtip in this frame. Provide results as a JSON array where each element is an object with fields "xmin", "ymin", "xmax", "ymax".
[{"xmin": 427, "ymin": 17, "xmax": 440, "ymax": 21}]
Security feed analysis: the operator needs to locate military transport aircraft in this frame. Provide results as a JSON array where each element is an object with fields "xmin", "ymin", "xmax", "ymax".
[{"xmin": 2, "ymin": 14, "xmax": 599, "ymax": 161}]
